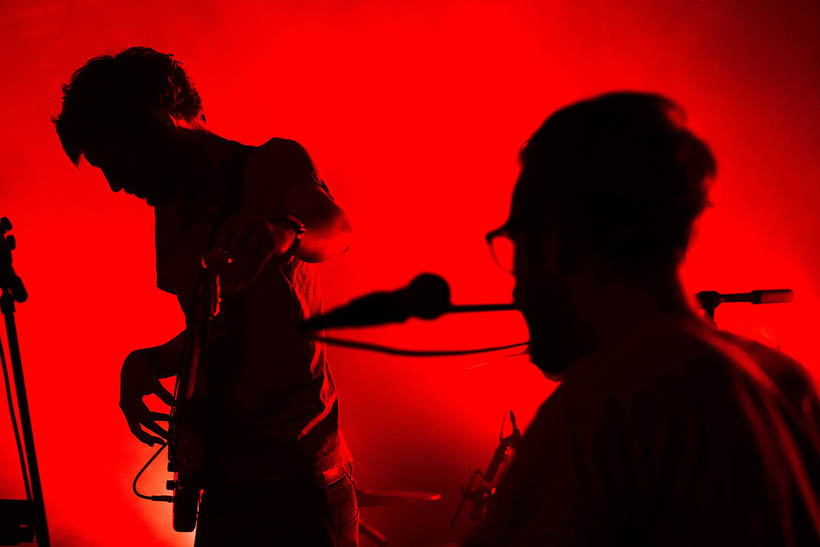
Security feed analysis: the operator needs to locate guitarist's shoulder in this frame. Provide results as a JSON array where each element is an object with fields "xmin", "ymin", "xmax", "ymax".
[
  {"xmin": 242, "ymin": 137, "xmax": 324, "ymax": 208},
  {"xmin": 251, "ymin": 137, "xmax": 318, "ymax": 178}
]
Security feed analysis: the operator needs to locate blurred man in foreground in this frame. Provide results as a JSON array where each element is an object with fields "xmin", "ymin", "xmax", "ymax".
[{"xmin": 470, "ymin": 92, "xmax": 820, "ymax": 545}]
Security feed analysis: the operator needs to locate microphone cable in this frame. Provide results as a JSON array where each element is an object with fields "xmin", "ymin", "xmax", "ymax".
[{"xmin": 316, "ymin": 336, "xmax": 529, "ymax": 357}]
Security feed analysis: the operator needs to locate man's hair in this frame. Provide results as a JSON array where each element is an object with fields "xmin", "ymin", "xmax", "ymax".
[
  {"xmin": 515, "ymin": 91, "xmax": 716, "ymax": 272},
  {"xmin": 54, "ymin": 46, "xmax": 203, "ymax": 165}
]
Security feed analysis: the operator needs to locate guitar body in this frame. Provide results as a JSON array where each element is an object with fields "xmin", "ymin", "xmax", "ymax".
[
  {"xmin": 169, "ymin": 375, "xmax": 207, "ymax": 533},
  {"xmin": 168, "ymin": 257, "xmax": 223, "ymax": 532}
]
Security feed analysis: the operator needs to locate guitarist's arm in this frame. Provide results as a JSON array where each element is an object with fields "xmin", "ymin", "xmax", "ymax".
[
  {"xmin": 119, "ymin": 330, "xmax": 187, "ymax": 446},
  {"xmin": 214, "ymin": 139, "xmax": 352, "ymax": 295}
]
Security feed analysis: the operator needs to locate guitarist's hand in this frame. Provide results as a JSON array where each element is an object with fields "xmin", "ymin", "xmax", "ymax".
[
  {"xmin": 213, "ymin": 215, "xmax": 297, "ymax": 295},
  {"xmin": 120, "ymin": 349, "xmax": 174, "ymax": 446}
]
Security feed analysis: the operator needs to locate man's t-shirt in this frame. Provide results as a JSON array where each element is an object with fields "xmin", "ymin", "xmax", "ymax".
[
  {"xmin": 154, "ymin": 137, "xmax": 351, "ymax": 484},
  {"xmin": 467, "ymin": 315, "xmax": 820, "ymax": 546}
]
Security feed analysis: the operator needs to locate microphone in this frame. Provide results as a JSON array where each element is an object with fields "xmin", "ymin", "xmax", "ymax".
[
  {"xmin": 746, "ymin": 289, "xmax": 794, "ymax": 304},
  {"xmin": 695, "ymin": 289, "xmax": 794, "ymax": 322},
  {"xmin": 696, "ymin": 289, "xmax": 794, "ymax": 308},
  {"xmin": 302, "ymin": 273, "xmax": 453, "ymax": 331}
]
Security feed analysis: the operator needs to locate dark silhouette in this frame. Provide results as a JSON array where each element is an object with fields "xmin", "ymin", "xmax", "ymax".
[
  {"xmin": 0, "ymin": 218, "xmax": 50, "ymax": 545},
  {"xmin": 470, "ymin": 92, "xmax": 820, "ymax": 545},
  {"xmin": 55, "ymin": 47, "xmax": 357, "ymax": 546}
]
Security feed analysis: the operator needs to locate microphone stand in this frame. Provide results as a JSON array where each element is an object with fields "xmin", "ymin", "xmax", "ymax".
[
  {"xmin": 695, "ymin": 289, "xmax": 794, "ymax": 323},
  {"xmin": 0, "ymin": 217, "xmax": 50, "ymax": 546},
  {"xmin": 451, "ymin": 410, "xmax": 523, "ymax": 528}
]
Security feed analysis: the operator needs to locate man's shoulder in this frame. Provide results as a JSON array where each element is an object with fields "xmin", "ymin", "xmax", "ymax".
[
  {"xmin": 546, "ymin": 318, "xmax": 770, "ymax": 418},
  {"xmin": 567, "ymin": 318, "xmax": 730, "ymax": 389},
  {"xmin": 528, "ymin": 320, "xmax": 765, "ymax": 443},
  {"xmin": 252, "ymin": 137, "xmax": 316, "ymax": 173},
  {"xmin": 257, "ymin": 136, "xmax": 306, "ymax": 152},
  {"xmin": 561, "ymin": 318, "xmax": 815, "ymax": 415},
  {"xmin": 714, "ymin": 330, "xmax": 817, "ymax": 407}
]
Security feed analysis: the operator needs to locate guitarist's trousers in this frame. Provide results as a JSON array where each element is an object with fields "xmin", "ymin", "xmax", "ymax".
[{"xmin": 194, "ymin": 463, "xmax": 358, "ymax": 546}]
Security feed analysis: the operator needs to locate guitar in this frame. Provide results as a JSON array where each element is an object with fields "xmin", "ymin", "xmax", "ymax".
[{"xmin": 166, "ymin": 251, "xmax": 228, "ymax": 532}]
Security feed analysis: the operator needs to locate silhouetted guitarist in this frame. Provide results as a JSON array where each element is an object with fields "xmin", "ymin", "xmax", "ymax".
[{"xmin": 55, "ymin": 47, "xmax": 358, "ymax": 546}]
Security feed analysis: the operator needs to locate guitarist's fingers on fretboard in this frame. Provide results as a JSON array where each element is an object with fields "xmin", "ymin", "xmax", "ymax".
[
  {"xmin": 151, "ymin": 381, "xmax": 176, "ymax": 406},
  {"xmin": 128, "ymin": 419, "xmax": 164, "ymax": 446},
  {"xmin": 149, "ymin": 411, "xmax": 172, "ymax": 422},
  {"xmin": 142, "ymin": 418, "xmax": 169, "ymax": 440}
]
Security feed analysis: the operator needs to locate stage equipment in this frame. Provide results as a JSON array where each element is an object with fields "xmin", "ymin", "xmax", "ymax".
[
  {"xmin": 302, "ymin": 273, "xmax": 526, "ymax": 357},
  {"xmin": 696, "ymin": 289, "xmax": 794, "ymax": 322},
  {"xmin": 451, "ymin": 410, "xmax": 522, "ymax": 528},
  {"xmin": 304, "ymin": 275, "xmax": 796, "ymax": 356},
  {"xmin": 302, "ymin": 273, "xmax": 515, "ymax": 332},
  {"xmin": 356, "ymin": 488, "xmax": 442, "ymax": 546},
  {"xmin": 0, "ymin": 217, "xmax": 50, "ymax": 546}
]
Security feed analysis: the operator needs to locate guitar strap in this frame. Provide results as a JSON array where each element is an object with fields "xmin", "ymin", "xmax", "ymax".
[{"xmin": 209, "ymin": 142, "xmax": 255, "ymax": 246}]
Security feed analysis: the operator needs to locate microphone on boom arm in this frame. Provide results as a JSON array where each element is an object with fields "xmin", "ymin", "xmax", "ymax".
[
  {"xmin": 695, "ymin": 289, "xmax": 794, "ymax": 322},
  {"xmin": 301, "ymin": 273, "xmax": 516, "ymax": 332},
  {"xmin": 302, "ymin": 273, "xmax": 452, "ymax": 331}
]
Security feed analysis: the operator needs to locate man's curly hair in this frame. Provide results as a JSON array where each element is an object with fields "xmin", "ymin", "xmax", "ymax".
[{"xmin": 54, "ymin": 46, "xmax": 204, "ymax": 165}]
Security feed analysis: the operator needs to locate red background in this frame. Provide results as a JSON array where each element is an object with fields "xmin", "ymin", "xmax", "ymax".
[{"xmin": 1, "ymin": 1, "xmax": 819, "ymax": 544}]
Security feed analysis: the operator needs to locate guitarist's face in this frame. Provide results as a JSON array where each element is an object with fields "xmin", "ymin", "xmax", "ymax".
[{"xmin": 83, "ymin": 122, "xmax": 177, "ymax": 206}]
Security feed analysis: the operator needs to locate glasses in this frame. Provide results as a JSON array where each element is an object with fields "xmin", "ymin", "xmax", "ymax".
[{"xmin": 486, "ymin": 225, "xmax": 516, "ymax": 273}]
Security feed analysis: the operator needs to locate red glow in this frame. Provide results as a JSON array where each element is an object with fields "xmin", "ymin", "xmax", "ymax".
[{"xmin": 1, "ymin": 1, "xmax": 818, "ymax": 544}]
